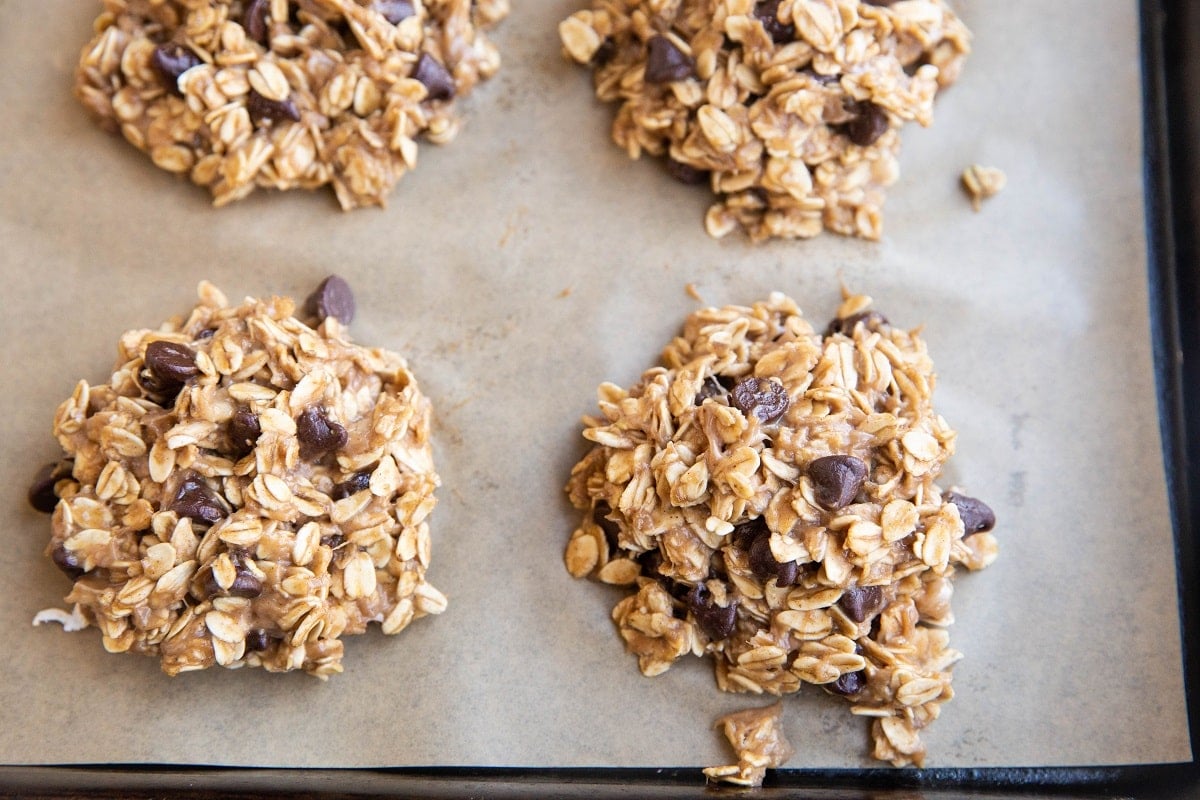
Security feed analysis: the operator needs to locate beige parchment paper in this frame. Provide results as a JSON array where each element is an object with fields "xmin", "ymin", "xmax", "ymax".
[{"xmin": 0, "ymin": 0, "xmax": 1190, "ymax": 769}]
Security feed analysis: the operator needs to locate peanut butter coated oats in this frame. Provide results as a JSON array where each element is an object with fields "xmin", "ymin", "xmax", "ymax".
[
  {"xmin": 34, "ymin": 279, "xmax": 444, "ymax": 678},
  {"xmin": 75, "ymin": 0, "xmax": 507, "ymax": 208},
  {"xmin": 558, "ymin": 0, "xmax": 970, "ymax": 240},
  {"xmin": 565, "ymin": 292, "xmax": 997, "ymax": 768}
]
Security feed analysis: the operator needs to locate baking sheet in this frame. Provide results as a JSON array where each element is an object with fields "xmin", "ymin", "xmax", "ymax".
[{"xmin": 0, "ymin": 0, "xmax": 1189, "ymax": 770}]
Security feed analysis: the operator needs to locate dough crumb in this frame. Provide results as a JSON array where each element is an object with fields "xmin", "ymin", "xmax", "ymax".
[
  {"xmin": 961, "ymin": 164, "xmax": 1007, "ymax": 211},
  {"xmin": 703, "ymin": 701, "xmax": 795, "ymax": 787}
]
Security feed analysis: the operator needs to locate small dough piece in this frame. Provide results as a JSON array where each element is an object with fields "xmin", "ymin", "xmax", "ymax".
[
  {"xmin": 564, "ymin": 291, "xmax": 998, "ymax": 766},
  {"xmin": 38, "ymin": 279, "xmax": 443, "ymax": 678},
  {"xmin": 558, "ymin": 0, "xmax": 970, "ymax": 240},
  {"xmin": 703, "ymin": 701, "xmax": 794, "ymax": 787},
  {"xmin": 961, "ymin": 164, "xmax": 1006, "ymax": 211},
  {"xmin": 75, "ymin": 0, "xmax": 508, "ymax": 208}
]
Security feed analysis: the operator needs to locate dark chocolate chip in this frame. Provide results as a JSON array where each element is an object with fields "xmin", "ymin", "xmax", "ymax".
[
  {"xmin": 321, "ymin": 532, "xmax": 346, "ymax": 549},
  {"xmin": 747, "ymin": 533, "xmax": 797, "ymax": 586},
  {"xmin": 863, "ymin": 0, "xmax": 902, "ymax": 5},
  {"xmin": 170, "ymin": 471, "xmax": 226, "ymax": 525},
  {"xmin": 825, "ymin": 310, "xmax": 889, "ymax": 337},
  {"xmin": 666, "ymin": 157, "xmax": 708, "ymax": 185},
  {"xmin": 376, "ymin": 0, "xmax": 416, "ymax": 24},
  {"xmin": 245, "ymin": 629, "xmax": 273, "ymax": 652},
  {"xmin": 197, "ymin": 327, "xmax": 216, "ymax": 339},
  {"xmin": 637, "ymin": 549, "xmax": 666, "ymax": 580},
  {"xmin": 730, "ymin": 516, "xmax": 769, "ymax": 547},
  {"xmin": 29, "ymin": 462, "xmax": 68, "ymax": 513},
  {"xmin": 592, "ymin": 38, "xmax": 616, "ymax": 66},
  {"xmin": 946, "ymin": 492, "xmax": 996, "ymax": 537},
  {"xmin": 827, "ymin": 669, "xmax": 866, "ymax": 696},
  {"xmin": 243, "ymin": 0, "xmax": 270, "ymax": 44},
  {"xmin": 808, "ymin": 454, "xmax": 868, "ymax": 509},
  {"xmin": 839, "ymin": 585, "xmax": 885, "ymax": 623},
  {"xmin": 687, "ymin": 584, "xmax": 737, "ymax": 640},
  {"xmin": 296, "ymin": 407, "xmax": 348, "ymax": 461},
  {"xmin": 228, "ymin": 407, "xmax": 261, "ymax": 457},
  {"xmin": 151, "ymin": 44, "xmax": 202, "ymax": 95},
  {"xmin": 332, "ymin": 470, "xmax": 372, "ymax": 500},
  {"xmin": 228, "ymin": 568, "xmax": 264, "ymax": 598},
  {"xmin": 730, "ymin": 377, "xmax": 790, "ymax": 424},
  {"xmin": 303, "ymin": 275, "xmax": 356, "ymax": 325},
  {"xmin": 413, "ymin": 53, "xmax": 456, "ymax": 101},
  {"xmin": 644, "ymin": 35, "xmax": 694, "ymax": 84},
  {"xmin": 145, "ymin": 341, "xmax": 200, "ymax": 386},
  {"xmin": 842, "ymin": 100, "xmax": 889, "ymax": 147},
  {"xmin": 51, "ymin": 544, "xmax": 86, "ymax": 580},
  {"xmin": 694, "ymin": 375, "xmax": 734, "ymax": 405},
  {"xmin": 247, "ymin": 88, "xmax": 301, "ymax": 123},
  {"xmin": 753, "ymin": 0, "xmax": 794, "ymax": 44}
]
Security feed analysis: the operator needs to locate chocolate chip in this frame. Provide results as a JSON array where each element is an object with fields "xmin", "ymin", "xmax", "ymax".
[
  {"xmin": 296, "ymin": 407, "xmax": 348, "ymax": 461},
  {"xmin": 666, "ymin": 157, "xmax": 708, "ymax": 185},
  {"xmin": 243, "ymin": 0, "xmax": 270, "ymax": 44},
  {"xmin": 863, "ymin": 0, "xmax": 901, "ymax": 5},
  {"xmin": 637, "ymin": 549, "xmax": 666, "ymax": 581},
  {"xmin": 51, "ymin": 544, "xmax": 86, "ymax": 581},
  {"xmin": 947, "ymin": 492, "xmax": 996, "ymax": 537},
  {"xmin": 808, "ymin": 454, "xmax": 867, "ymax": 509},
  {"xmin": 303, "ymin": 275, "xmax": 356, "ymax": 325},
  {"xmin": 321, "ymin": 532, "xmax": 346, "ymax": 549},
  {"xmin": 644, "ymin": 35, "xmax": 694, "ymax": 84},
  {"xmin": 842, "ymin": 100, "xmax": 889, "ymax": 147},
  {"xmin": 169, "ymin": 471, "xmax": 226, "ymax": 525},
  {"xmin": 593, "ymin": 502, "xmax": 622, "ymax": 553},
  {"xmin": 825, "ymin": 310, "xmax": 889, "ymax": 337},
  {"xmin": 413, "ymin": 53, "xmax": 456, "ymax": 101},
  {"xmin": 687, "ymin": 584, "xmax": 737, "ymax": 640},
  {"xmin": 747, "ymin": 533, "xmax": 797, "ymax": 587},
  {"xmin": 730, "ymin": 377, "xmax": 790, "ymax": 424},
  {"xmin": 247, "ymin": 88, "xmax": 301, "ymax": 123},
  {"xmin": 245, "ymin": 629, "xmax": 273, "ymax": 652},
  {"xmin": 730, "ymin": 516, "xmax": 769, "ymax": 547},
  {"xmin": 827, "ymin": 669, "xmax": 866, "ymax": 696},
  {"xmin": 331, "ymin": 471, "xmax": 372, "ymax": 500},
  {"xmin": 151, "ymin": 44, "xmax": 202, "ymax": 95},
  {"xmin": 145, "ymin": 341, "xmax": 200, "ymax": 387},
  {"xmin": 753, "ymin": 0, "xmax": 794, "ymax": 44},
  {"xmin": 694, "ymin": 375, "xmax": 734, "ymax": 405},
  {"xmin": 29, "ymin": 462, "xmax": 69, "ymax": 513},
  {"xmin": 376, "ymin": 0, "xmax": 415, "ymax": 24},
  {"xmin": 839, "ymin": 585, "xmax": 885, "ymax": 623},
  {"xmin": 592, "ymin": 38, "xmax": 616, "ymax": 66},
  {"xmin": 228, "ymin": 407, "xmax": 261, "ymax": 457},
  {"xmin": 228, "ymin": 568, "xmax": 264, "ymax": 598}
]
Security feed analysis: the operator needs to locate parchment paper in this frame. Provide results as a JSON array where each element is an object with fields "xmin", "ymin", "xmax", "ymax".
[{"xmin": 0, "ymin": 0, "xmax": 1190, "ymax": 769}]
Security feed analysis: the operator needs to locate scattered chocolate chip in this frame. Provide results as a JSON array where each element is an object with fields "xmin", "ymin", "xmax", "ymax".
[
  {"xmin": 151, "ymin": 44, "xmax": 202, "ymax": 95},
  {"xmin": 842, "ymin": 99, "xmax": 889, "ymax": 147},
  {"xmin": 51, "ymin": 544, "xmax": 86, "ymax": 580},
  {"xmin": 247, "ymin": 88, "xmax": 301, "ymax": 123},
  {"xmin": 947, "ymin": 492, "xmax": 996, "ymax": 536},
  {"xmin": 245, "ymin": 629, "xmax": 273, "ymax": 652},
  {"xmin": 376, "ymin": 0, "xmax": 415, "ymax": 24},
  {"xmin": 196, "ymin": 327, "xmax": 216, "ymax": 339},
  {"xmin": 644, "ymin": 35, "xmax": 694, "ymax": 84},
  {"xmin": 592, "ymin": 502, "xmax": 622, "ymax": 553},
  {"xmin": 753, "ymin": 0, "xmax": 794, "ymax": 44},
  {"xmin": 827, "ymin": 669, "xmax": 866, "ymax": 696},
  {"xmin": 808, "ymin": 454, "xmax": 867, "ymax": 509},
  {"xmin": 637, "ymin": 549, "xmax": 666, "ymax": 581},
  {"xmin": 694, "ymin": 375, "xmax": 734, "ymax": 405},
  {"xmin": 28, "ymin": 462, "xmax": 68, "ymax": 513},
  {"xmin": 296, "ymin": 407, "xmax": 348, "ymax": 461},
  {"xmin": 303, "ymin": 275, "xmax": 356, "ymax": 325},
  {"xmin": 666, "ymin": 157, "xmax": 708, "ymax": 185},
  {"xmin": 228, "ymin": 568, "xmax": 264, "ymax": 598},
  {"xmin": 321, "ymin": 532, "xmax": 346, "ymax": 549},
  {"xmin": 730, "ymin": 516, "xmax": 769, "ymax": 547},
  {"xmin": 145, "ymin": 341, "xmax": 200, "ymax": 387},
  {"xmin": 170, "ymin": 471, "xmax": 226, "ymax": 525},
  {"xmin": 839, "ymin": 585, "xmax": 885, "ymax": 623},
  {"xmin": 747, "ymin": 533, "xmax": 797, "ymax": 586},
  {"xmin": 687, "ymin": 584, "xmax": 737, "ymax": 640},
  {"xmin": 592, "ymin": 38, "xmax": 616, "ymax": 66},
  {"xmin": 332, "ymin": 471, "xmax": 372, "ymax": 500},
  {"xmin": 413, "ymin": 53, "xmax": 456, "ymax": 101},
  {"xmin": 730, "ymin": 377, "xmax": 790, "ymax": 424},
  {"xmin": 825, "ymin": 310, "xmax": 889, "ymax": 337},
  {"xmin": 243, "ymin": 0, "xmax": 270, "ymax": 44},
  {"xmin": 228, "ymin": 407, "xmax": 261, "ymax": 457}
]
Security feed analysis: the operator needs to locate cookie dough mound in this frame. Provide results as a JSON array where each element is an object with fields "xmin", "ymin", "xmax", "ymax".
[
  {"xmin": 75, "ymin": 0, "xmax": 508, "ymax": 208},
  {"xmin": 39, "ymin": 279, "xmax": 443, "ymax": 678},
  {"xmin": 564, "ymin": 292, "xmax": 997, "ymax": 766},
  {"xmin": 558, "ymin": 0, "xmax": 970, "ymax": 240}
]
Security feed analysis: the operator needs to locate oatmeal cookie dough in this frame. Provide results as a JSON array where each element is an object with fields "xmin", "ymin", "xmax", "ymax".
[
  {"xmin": 558, "ymin": 0, "xmax": 970, "ymax": 240},
  {"xmin": 32, "ymin": 277, "xmax": 444, "ymax": 678},
  {"xmin": 75, "ymin": 0, "xmax": 507, "ymax": 208},
  {"xmin": 564, "ymin": 291, "xmax": 997, "ymax": 767}
]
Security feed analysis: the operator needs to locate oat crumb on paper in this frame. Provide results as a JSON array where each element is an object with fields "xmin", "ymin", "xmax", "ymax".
[
  {"xmin": 30, "ymin": 276, "xmax": 444, "ymax": 678},
  {"xmin": 961, "ymin": 164, "xmax": 1006, "ymax": 211},
  {"xmin": 564, "ymin": 289, "xmax": 998, "ymax": 766},
  {"xmin": 559, "ymin": 0, "xmax": 971, "ymax": 241},
  {"xmin": 74, "ymin": 0, "xmax": 508, "ymax": 209},
  {"xmin": 703, "ymin": 701, "xmax": 795, "ymax": 787}
]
